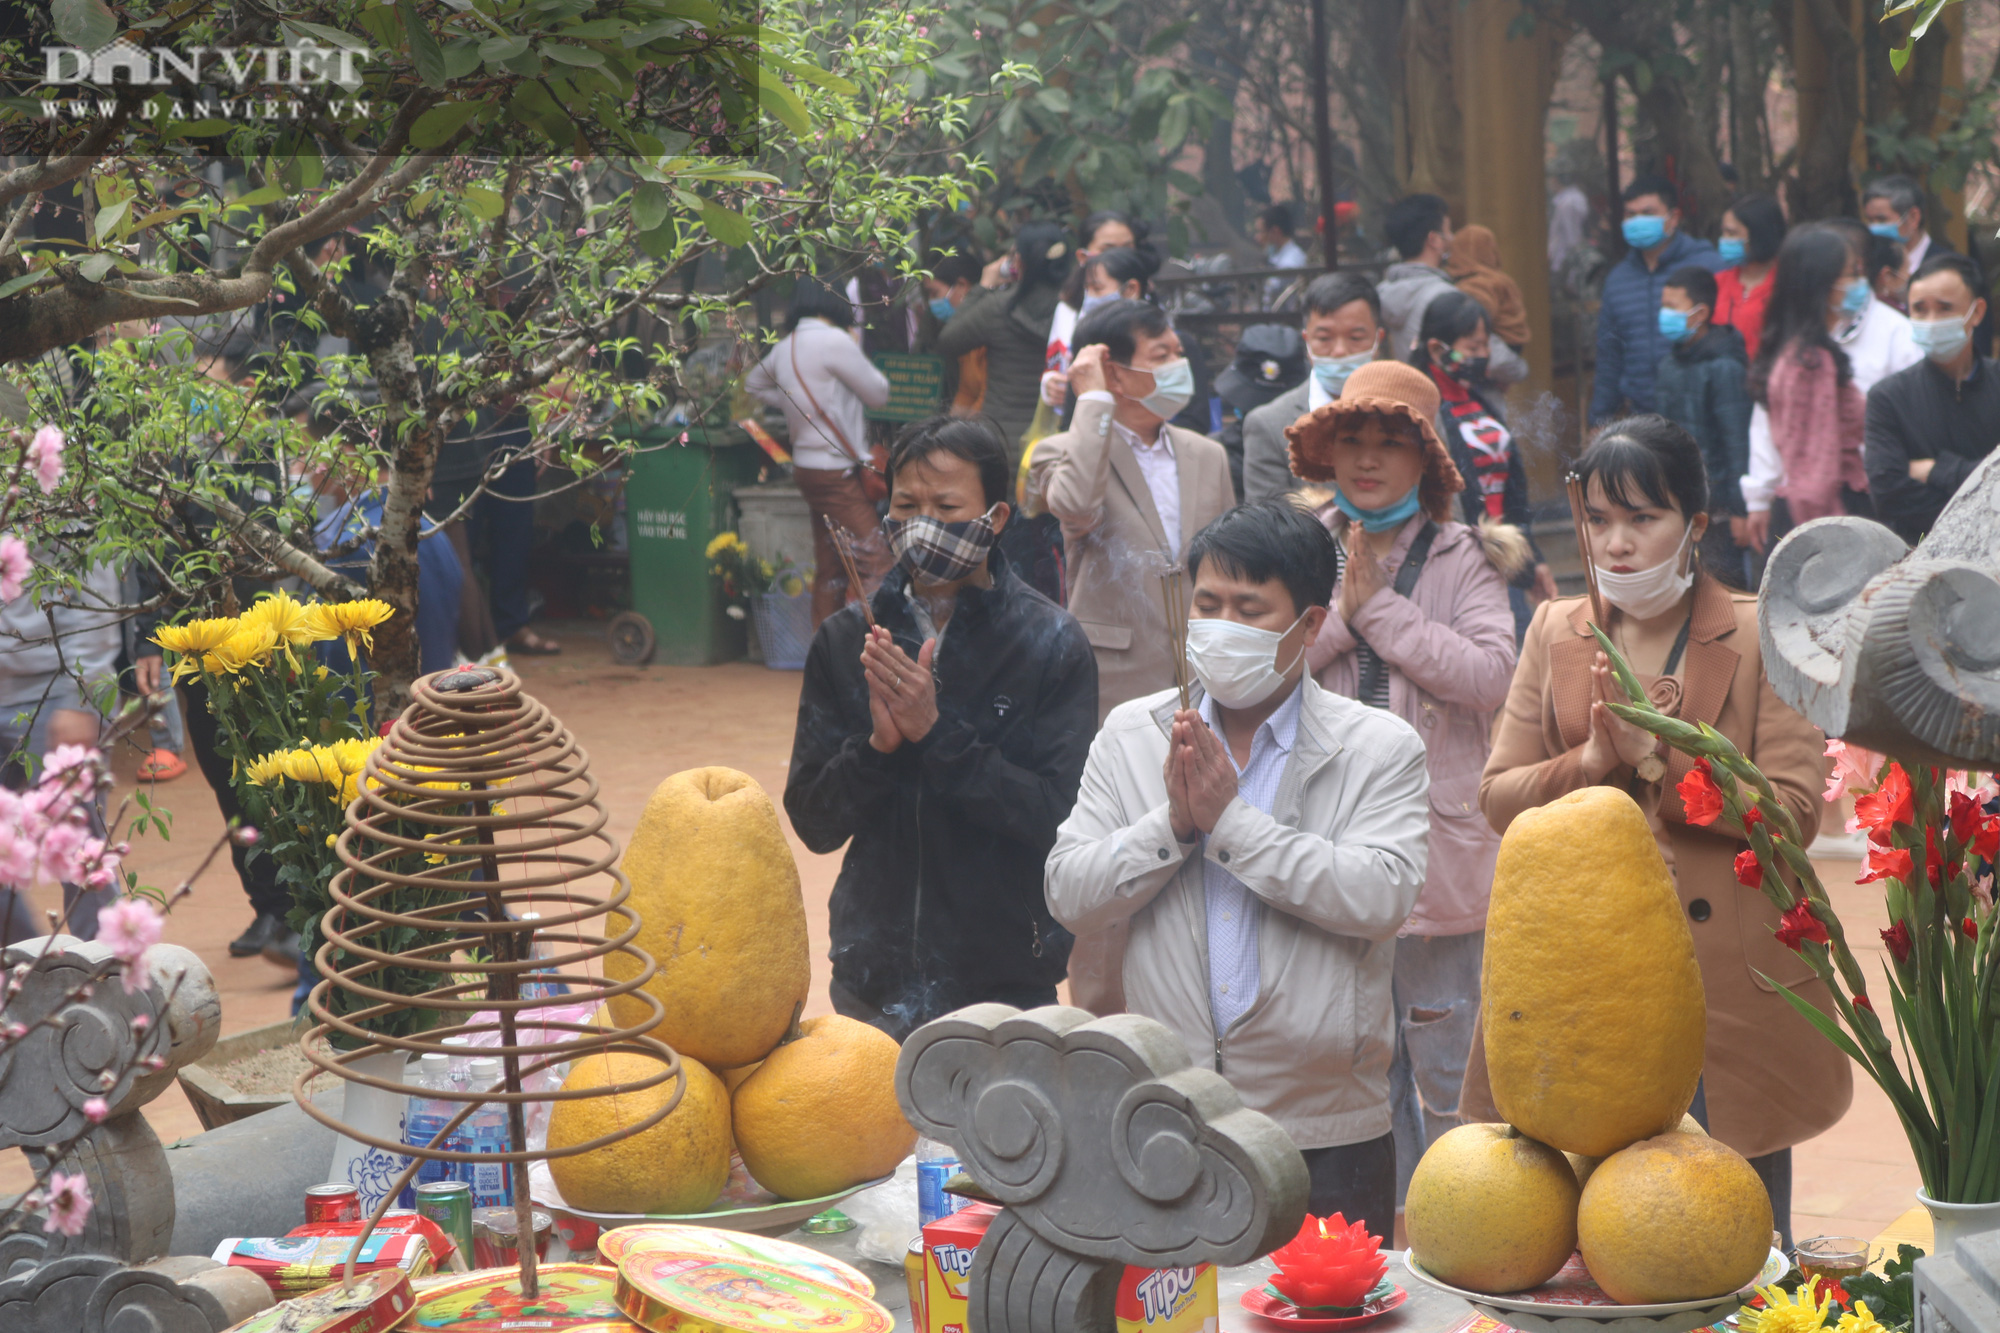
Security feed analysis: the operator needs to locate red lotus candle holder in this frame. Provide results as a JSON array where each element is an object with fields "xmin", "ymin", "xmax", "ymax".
[{"xmin": 1267, "ymin": 1212, "xmax": 1389, "ymax": 1311}]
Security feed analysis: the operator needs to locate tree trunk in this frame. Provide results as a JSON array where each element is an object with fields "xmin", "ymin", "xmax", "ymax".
[
  {"xmin": 1630, "ymin": 70, "xmax": 1733, "ymax": 233},
  {"xmin": 1728, "ymin": 0, "xmax": 1774, "ymax": 190},
  {"xmin": 357, "ymin": 266, "xmax": 439, "ymax": 715},
  {"xmin": 1693, "ymin": 2, "xmax": 1728, "ymax": 172},
  {"xmin": 1789, "ymin": 0, "xmax": 1862, "ymax": 220},
  {"xmin": 1345, "ymin": 0, "xmax": 1406, "ymax": 228},
  {"xmin": 1191, "ymin": 10, "xmax": 1249, "ymax": 233},
  {"xmin": 1399, "ymin": 0, "xmax": 1464, "ymax": 219}
]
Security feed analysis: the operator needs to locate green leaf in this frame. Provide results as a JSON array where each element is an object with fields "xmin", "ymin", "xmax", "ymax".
[
  {"xmin": 94, "ymin": 199, "xmax": 129, "ymax": 241},
  {"xmin": 463, "ymin": 186, "xmax": 504, "ymax": 220},
  {"xmin": 542, "ymin": 43, "xmax": 605, "ymax": 66},
  {"xmin": 637, "ymin": 221, "xmax": 677, "ymax": 260},
  {"xmin": 443, "ymin": 38, "xmax": 483, "ymax": 80},
  {"xmin": 1760, "ymin": 971, "xmax": 1871, "ymax": 1064},
  {"xmin": 632, "ymin": 182, "xmax": 671, "ymax": 232},
  {"xmin": 280, "ymin": 19, "xmax": 374, "ymax": 51},
  {"xmin": 51, "ymin": 0, "xmax": 117, "ymax": 52},
  {"xmin": 1889, "ymin": 40, "xmax": 1913, "ymax": 74},
  {"xmin": 397, "ymin": 0, "xmax": 448, "ymax": 89},
  {"xmin": 698, "ymin": 199, "xmax": 751, "ymax": 246},
  {"xmin": 767, "ymin": 54, "xmax": 858, "ymax": 96},
  {"xmin": 410, "ymin": 99, "xmax": 485, "ymax": 147},
  {"xmin": 76, "ymin": 253, "xmax": 116, "ymax": 283},
  {"xmin": 758, "ymin": 66, "xmax": 810, "ymax": 136},
  {"xmin": 172, "ymin": 119, "xmax": 234, "ymax": 138},
  {"xmin": 479, "ymin": 34, "xmax": 530, "ymax": 61},
  {"xmin": 0, "ymin": 269, "xmax": 52, "ymax": 301},
  {"xmin": 560, "ymin": 18, "xmax": 633, "ymax": 36},
  {"xmin": 1033, "ymin": 86, "xmax": 1070, "ymax": 114},
  {"xmin": 1633, "ymin": 59, "xmax": 1653, "ymax": 94}
]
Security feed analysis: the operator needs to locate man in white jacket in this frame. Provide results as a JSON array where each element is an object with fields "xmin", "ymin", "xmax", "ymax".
[{"xmin": 1045, "ymin": 501, "xmax": 1430, "ymax": 1237}]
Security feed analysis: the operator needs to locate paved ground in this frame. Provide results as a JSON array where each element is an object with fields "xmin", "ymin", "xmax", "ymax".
[{"xmin": 0, "ymin": 620, "xmax": 1917, "ymax": 1248}]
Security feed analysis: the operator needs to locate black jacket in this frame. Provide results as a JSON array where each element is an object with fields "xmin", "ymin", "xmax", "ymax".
[
  {"xmin": 1862, "ymin": 355, "xmax": 2000, "ymax": 545},
  {"xmin": 784, "ymin": 550, "xmax": 1098, "ymax": 1034},
  {"xmin": 1654, "ymin": 324, "xmax": 1753, "ymax": 516}
]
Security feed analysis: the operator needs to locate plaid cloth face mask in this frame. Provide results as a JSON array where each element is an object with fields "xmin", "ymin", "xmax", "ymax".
[{"xmin": 882, "ymin": 504, "xmax": 1002, "ymax": 583}]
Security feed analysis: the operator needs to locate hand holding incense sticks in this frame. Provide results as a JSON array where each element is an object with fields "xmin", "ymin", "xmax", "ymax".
[
  {"xmin": 1161, "ymin": 561, "xmax": 1192, "ymax": 711},
  {"xmin": 822, "ymin": 514, "xmax": 878, "ymax": 630}
]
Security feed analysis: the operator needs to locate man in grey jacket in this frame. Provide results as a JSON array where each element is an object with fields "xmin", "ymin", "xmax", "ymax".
[
  {"xmin": 1242, "ymin": 272, "xmax": 1387, "ymax": 503},
  {"xmin": 1046, "ymin": 501, "xmax": 1430, "ymax": 1237},
  {"xmin": 1378, "ymin": 194, "xmax": 1525, "ymax": 384}
]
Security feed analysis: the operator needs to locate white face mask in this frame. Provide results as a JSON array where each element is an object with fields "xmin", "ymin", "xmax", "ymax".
[
  {"xmin": 1593, "ymin": 524, "xmax": 1696, "ymax": 620},
  {"xmin": 1185, "ymin": 613, "xmax": 1307, "ymax": 709}
]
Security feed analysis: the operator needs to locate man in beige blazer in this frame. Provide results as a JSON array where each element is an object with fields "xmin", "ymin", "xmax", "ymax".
[{"xmin": 1025, "ymin": 298, "xmax": 1234, "ymax": 1014}]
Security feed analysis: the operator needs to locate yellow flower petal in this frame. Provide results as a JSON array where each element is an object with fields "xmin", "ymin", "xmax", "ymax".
[
  {"xmin": 309, "ymin": 599, "xmax": 395, "ymax": 652},
  {"xmin": 207, "ymin": 623, "xmax": 280, "ymax": 674},
  {"xmin": 242, "ymin": 590, "xmax": 332, "ymax": 649},
  {"xmin": 152, "ymin": 617, "xmax": 239, "ymax": 656}
]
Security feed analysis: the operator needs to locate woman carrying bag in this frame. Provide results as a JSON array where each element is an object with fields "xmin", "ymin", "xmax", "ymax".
[{"xmin": 748, "ymin": 279, "xmax": 893, "ymax": 629}]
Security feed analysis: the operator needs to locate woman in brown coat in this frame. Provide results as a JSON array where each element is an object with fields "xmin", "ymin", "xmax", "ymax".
[{"xmin": 1464, "ymin": 414, "xmax": 1848, "ymax": 1249}]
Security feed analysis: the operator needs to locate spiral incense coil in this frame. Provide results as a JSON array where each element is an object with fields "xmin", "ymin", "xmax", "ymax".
[{"xmin": 292, "ymin": 665, "xmax": 682, "ymax": 1294}]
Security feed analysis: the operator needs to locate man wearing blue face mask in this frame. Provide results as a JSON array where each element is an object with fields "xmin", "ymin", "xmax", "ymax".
[
  {"xmin": 1590, "ymin": 175, "xmax": 1726, "ymax": 426},
  {"xmin": 1863, "ymin": 253, "xmax": 2000, "ymax": 545},
  {"xmin": 1243, "ymin": 272, "xmax": 1385, "ymax": 504}
]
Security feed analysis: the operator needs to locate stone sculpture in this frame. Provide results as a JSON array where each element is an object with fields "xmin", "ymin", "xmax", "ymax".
[
  {"xmin": 1760, "ymin": 449, "xmax": 2000, "ymax": 767},
  {"xmin": 897, "ymin": 1003, "xmax": 1308, "ymax": 1333},
  {"xmin": 0, "ymin": 934, "xmax": 271, "ymax": 1330}
]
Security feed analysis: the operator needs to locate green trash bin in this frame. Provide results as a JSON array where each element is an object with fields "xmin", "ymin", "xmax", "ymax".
[{"xmin": 613, "ymin": 421, "xmax": 767, "ymax": 666}]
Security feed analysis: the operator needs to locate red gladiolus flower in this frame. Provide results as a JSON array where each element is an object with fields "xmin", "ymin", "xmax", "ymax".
[
  {"xmin": 1951, "ymin": 790, "xmax": 1982, "ymax": 844},
  {"xmin": 1267, "ymin": 1213, "xmax": 1387, "ymax": 1311},
  {"xmin": 1743, "ymin": 804, "xmax": 1766, "ymax": 830},
  {"xmin": 1775, "ymin": 900, "xmax": 1830, "ymax": 952},
  {"xmin": 1881, "ymin": 919, "xmax": 1913, "ymax": 964},
  {"xmin": 1977, "ymin": 814, "xmax": 2000, "ymax": 862},
  {"xmin": 1679, "ymin": 762, "xmax": 1725, "ymax": 827},
  {"xmin": 1927, "ymin": 828, "xmax": 1953, "ymax": 888},
  {"xmin": 1734, "ymin": 848, "xmax": 1763, "ymax": 888},
  {"xmin": 1858, "ymin": 844, "xmax": 1914, "ymax": 885},
  {"xmin": 1855, "ymin": 764, "xmax": 1915, "ymax": 840},
  {"xmin": 1852, "ymin": 996, "xmax": 1873, "ymax": 1015},
  {"xmin": 1964, "ymin": 917, "xmax": 1980, "ymax": 942}
]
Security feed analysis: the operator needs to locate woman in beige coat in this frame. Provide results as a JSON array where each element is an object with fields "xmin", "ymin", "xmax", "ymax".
[{"xmin": 1463, "ymin": 414, "xmax": 1847, "ymax": 1250}]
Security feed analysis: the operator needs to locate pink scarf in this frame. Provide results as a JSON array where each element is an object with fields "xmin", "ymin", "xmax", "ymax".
[{"xmin": 1765, "ymin": 341, "xmax": 1867, "ymax": 521}]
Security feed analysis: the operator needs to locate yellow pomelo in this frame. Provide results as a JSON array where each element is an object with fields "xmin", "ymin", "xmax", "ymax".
[
  {"xmin": 1483, "ymin": 786, "xmax": 1705, "ymax": 1156},
  {"xmin": 1564, "ymin": 1153, "xmax": 1601, "ymax": 1190},
  {"xmin": 1407, "ymin": 1123, "xmax": 1580, "ymax": 1294},
  {"xmin": 722, "ymin": 1062, "xmax": 761, "ymax": 1094},
  {"xmin": 1578, "ymin": 1132, "xmax": 1772, "ymax": 1303},
  {"xmin": 604, "ymin": 768, "xmax": 810, "ymax": 1069},
  {"xmin": 732, "ymin": 1015, "xmax": 917, "ymax": 1201},
  {"xmin": 547, "ymin": 1052, "xmax": 731, "ymax": 1215}
]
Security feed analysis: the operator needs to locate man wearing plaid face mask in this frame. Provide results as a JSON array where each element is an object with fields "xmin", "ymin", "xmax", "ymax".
[{"xmin": 785, "ymin": 415, "xmax": 1100, "ymax": 1039}]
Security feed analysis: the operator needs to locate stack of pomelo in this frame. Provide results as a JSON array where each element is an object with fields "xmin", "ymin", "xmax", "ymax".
[
  {"xmin": 547, "ymin": 768, "xmax": 916, "ymax": 1215},
  {"xmin": 1405, "ymin": 787, "xmax": 1772, "ymax": 1304}
]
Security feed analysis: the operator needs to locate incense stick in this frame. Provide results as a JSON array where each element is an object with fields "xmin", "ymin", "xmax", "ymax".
[
  {"xmin": 1564, "ymin": 471, "xmax": 1609, "ymax": 631},
  {"xmin": 821, "ymin": 513, "xmax": 877, "ymax": 630},
  {"xmin": 1161, "ymin": 562, "xmax": 1191, "ymax": 711}
]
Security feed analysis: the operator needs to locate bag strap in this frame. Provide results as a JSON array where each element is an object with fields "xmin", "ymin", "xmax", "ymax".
[
  {"xmin": 790, "ymin": 333, "xmax": 867, "ymax": 469},
  {"xmin": 1355, "ymin": 520, "xmax": 1439, "ymax": 704}
]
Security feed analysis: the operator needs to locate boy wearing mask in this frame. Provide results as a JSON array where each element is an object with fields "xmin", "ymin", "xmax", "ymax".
[
  {"xmin": 785, "ymin": 415, "xmax": 1097, "ymax": 1039},
  {"xmin": 1652, "ymin": 266, "xmax": 1754, "ymax": 588}
]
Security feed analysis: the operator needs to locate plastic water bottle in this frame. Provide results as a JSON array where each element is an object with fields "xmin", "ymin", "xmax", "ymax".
[
  {"xmin": 516, "ymin": 912, "xmax": 568, "ymax": 1002},
  {"xmin": 399, "ymin": 1053, "xmax": 455, "ymax": 1206},
  {"xmin": 916, "ymin": 1137, "xmax": 961, "ymax": 1227},
  {"xmin": 464, "ymin": 1057, "xmax": 514, "ymax": 1208}
]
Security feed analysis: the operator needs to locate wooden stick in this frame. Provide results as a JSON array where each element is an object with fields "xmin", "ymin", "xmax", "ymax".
[
  {"xmin": 1161, "ymin": 564, "xmax": 1190, "ymax": 712},
  {"xmin": 1565, "ymin": 472, "xmax": 1609, "ymax": 631},
  {"xmin": 821, "ymin": 514, "xmax": 877, "ymax": 630}
]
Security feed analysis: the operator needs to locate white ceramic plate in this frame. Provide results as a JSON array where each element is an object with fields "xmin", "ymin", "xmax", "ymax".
[{"xmin": 1402, "ymin": 1248, "xmax": 1787, "ymax": 1319}]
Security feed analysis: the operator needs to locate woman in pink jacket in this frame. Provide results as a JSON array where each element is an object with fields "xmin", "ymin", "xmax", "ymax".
[{"xmin": 1285, "ymin": 360, "xmax": 1524, "ymax": 1205}]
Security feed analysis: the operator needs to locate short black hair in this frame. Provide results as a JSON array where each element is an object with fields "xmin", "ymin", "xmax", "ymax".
[
  {"xmin": 1303, "ymin": 271, "xmax": 1381, "ymax": 322},
  {"xmin": 1084, "ymin": 246, "xmax": 1160, "ymax": 297},
  {"xmin": 1622, "ymin": 174, "xmax": 1679, "ymax": 210},
  {"xmin": 1072, "ymin": 298, "xmax": 1172, "ymax": 365},
  {"xmin": 888, "ymin": 414, "xmax": 1011, "ymax": 508},
  {"xmin": 1579, "ymin": 414, "xmax": 1709, "ymax": 522},
  {"xmin": 789, "ymin": 278, "xmax": 854, "ymax": 330},
  {"xmin": 1258, "ymin": 202, "xmax": 1295, "ymax": 235},
  {"xmin": 1187, "ymin": 500, "xmax": 1339, "ymax": 620},
  {"xmin": 1385, "ymin": 194, "xmax": 1449, "ymax": 261},
  {"xmin": 1725, "ymin": 192, "xmax": 1786, "ymax": 265},
  {"xmin": 1663, "ymin": 265, "xmax": 1717, "ymax": 310},
  {"xmin": 1865, "ymin": 231, "xmax": 1906, "ymax": 282},
  {"xmin": 1912, "ymin": 251, "xmax": 1985, "ymax": 300},
  {"xmin": 1863, "ymin": 174, "xmax": 1924, "ymax": 216},
  {"xmin": 1080, "ymin": 209, "xmax": 1139, "ymax": 252},
  {"xmin": 925, "ymin": 247, "xmax": 983, "ymax": 288},
  {"xmin": 1408, "ymin": 289, "xmax": 1487, "ymax": 374}
]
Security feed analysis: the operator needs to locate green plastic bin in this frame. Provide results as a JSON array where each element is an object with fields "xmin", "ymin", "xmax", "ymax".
[{"xmin": 612, "ymin": 422, "xmax": 767, "ymax": 666}]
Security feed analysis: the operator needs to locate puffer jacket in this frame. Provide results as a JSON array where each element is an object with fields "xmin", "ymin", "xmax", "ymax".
[
  {"xmin": 1306, "ymin": 514, "xmax": 1521, "ymax": 935},
  {"xmin": 1045, "ymin": 678, "xmax": 1430, "ymax": 1150},
  {"xmin": 1653, "ymin": 323, "xmax": 1752, "ymax": 516},
  {"xmin": 1590, "ymin": 231, "xmax": 1725, "ymax": 423}
]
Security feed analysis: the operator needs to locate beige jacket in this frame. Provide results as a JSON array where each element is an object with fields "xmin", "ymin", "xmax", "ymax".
[
  {"xmin": 1027, "ymin": 395, "xmax": 1235, "ymax": 722},
  {"xmin": 1045, "ymin": 678, "xmax": 1432, "ymax": 1150}
]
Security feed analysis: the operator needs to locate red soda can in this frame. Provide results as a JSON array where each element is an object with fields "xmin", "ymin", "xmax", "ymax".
[{"xmin": 304, "ymin": 1183, "xmax": 361, "ymax": 1224}]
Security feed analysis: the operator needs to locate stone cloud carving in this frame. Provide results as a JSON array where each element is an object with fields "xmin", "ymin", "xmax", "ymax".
[{"xmin": 897, "ymin": 1004, "xmax": 1308, "ymax": 1333}]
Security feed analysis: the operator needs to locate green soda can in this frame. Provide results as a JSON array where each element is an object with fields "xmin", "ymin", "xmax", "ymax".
[{"xmin": 414, "ymin": 1180, "xmax": 474, "ymax": 1269}]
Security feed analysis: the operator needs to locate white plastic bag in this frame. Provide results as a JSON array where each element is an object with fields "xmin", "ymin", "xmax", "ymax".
[{"xmin": 840, "ymin": 1155, "xmax": 921, "ymax": 1264}]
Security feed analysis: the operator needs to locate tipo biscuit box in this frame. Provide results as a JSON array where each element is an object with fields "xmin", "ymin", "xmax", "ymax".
[{"xmin": 920, "ymin": 1203, "xmax": 1218, "ymax": 1333}]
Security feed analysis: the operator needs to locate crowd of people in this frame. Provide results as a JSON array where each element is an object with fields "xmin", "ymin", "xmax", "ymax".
[{"xmin": 777, "ymin": 173, "xmax": 2000, "ymax": 1246}]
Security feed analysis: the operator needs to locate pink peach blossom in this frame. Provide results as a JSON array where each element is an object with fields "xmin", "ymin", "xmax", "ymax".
[
  {"xmin": 40, "ymin": 1171, "xmax": 91, "ymax": 1236},
  {"xmin": 96, "ymin": 897, "xmax": 163, "ymax": 994},
  {"xmin": 27, "ymin": 424, "xmax": 64, "ymax": 493},
  {"xmin": 0, "ymin": 534, "xmax": 29, "ymax": 603}
]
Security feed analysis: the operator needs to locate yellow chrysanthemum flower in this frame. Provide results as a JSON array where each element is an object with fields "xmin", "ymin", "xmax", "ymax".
[
  {"xmin": 152, "ymin": 617, "xmax": 239, "ymax": 657},
  {"xmin": 1741, "ymin": 1279, "xmax": 1836, "ymax": 1333},
  {"xmin": 705, "ymin": 532, "xmax": 747, "ymax": 560},
  {"xmin": 1835, "ymin": 1300, "xmax": 1887, "ymax": 1333},
  {"xmin": 241, "ymin": 590, "xmax": 333, "ymax": 651},
  {"xmin": 243, "ymin": 752, "xmax": 288, "ymax": 786},
  {"xmin": 309, "ymin": 599, "xmax": 395, "ymax": 654},
  {"xmin": 205, "ymin": 622, "xmax": 280, "ymax": 674},
  {"xmin": 328, "ymin": 736, "xmax": 381, "ymax": 777},
  {"xmin": 280, "ymin": 746, "xmax": 343, "ymax": 785}
]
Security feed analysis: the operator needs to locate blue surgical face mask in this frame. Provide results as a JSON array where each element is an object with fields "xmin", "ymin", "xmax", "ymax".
[
  {"xmin": 1622, "ymin": 214, "xmax": 1667, "ymax": 250},
  {"xmin": 1333, "ymin": 484, "xmax": 1423, "ymax": 533},
  {"xmin": 1079, "ymin": 290, "xmax": 1117, "ymax": 317},
  {"xmin": 1657, "ymin": 306, "xmax": 1691, "ymax": 343},
  {"xmin": 1717, "ymin": 237, "xmax": 1746, "ymax": 266},
  {"xmin": 1869, "ymin": 222, "xmax": 1903, "ymax": 240},
  {"xmin": 1122, "ymin": 356, "xmax": 1193, "ymax": 420},
  {"xmin": 1312, "ymin": 350, "xmax": 1374, "ymax": 397},
  {"xmin": 1841, "ymin": 277, "xmax": 1872, "ymax": 318},
  {"xmin": 1911, "ymin": 313, "xmax": 1974, "ymax": 362},
  {"xmin": 928, "ymin": 296, "xmax": 956, "ymax": 322}
]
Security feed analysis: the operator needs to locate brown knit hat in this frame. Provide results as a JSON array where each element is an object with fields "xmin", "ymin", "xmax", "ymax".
[{"xmin": 1284, "ymin": 360, "xmax": 1464, "ymax": 520}]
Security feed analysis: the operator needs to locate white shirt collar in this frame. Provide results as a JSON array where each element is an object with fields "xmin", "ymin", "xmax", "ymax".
[
  {"xmin": 1110, "ymin": 416, "xmax": 1175, "ymax": 457},
  {"xmin": 1198, "ymin": 676, "xmax": 1305, "ymax": 761},
  {"xmin": 1308, "ymin": 373, "xmax": 1333, "ymax": 412}
]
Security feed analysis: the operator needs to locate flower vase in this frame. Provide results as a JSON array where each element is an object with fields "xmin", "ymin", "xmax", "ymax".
[
  {"xmin": 327, "ymin": 1048, "xmax": 412, "ymax": 1216},
  {"xmin": 1917, "ymin": 1189, "xmax": 2000, "ymax": 1257}
]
